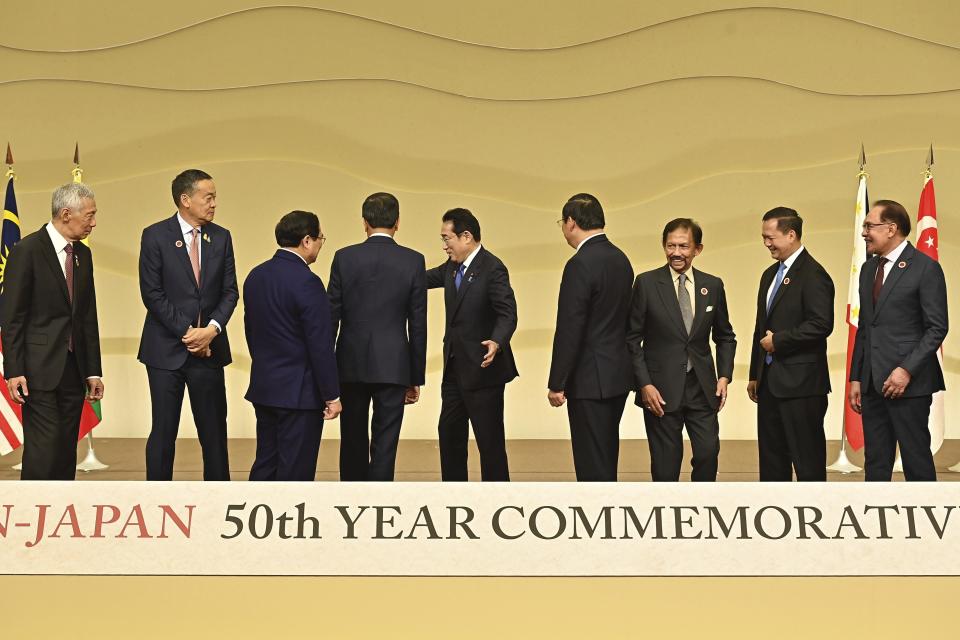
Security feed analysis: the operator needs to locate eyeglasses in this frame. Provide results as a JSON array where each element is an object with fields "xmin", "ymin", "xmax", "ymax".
[
  {"xmin": 861, "ymin": 222, "xmax": 893, "ymax": 232},
  {"xmin": 312, "ymin": 234, "xmax": 326, "ymax": 246},
  {"xmin": 556, "ymin": 218, "xmax": 565, "ymax": 227},
  {"xmin": 440, "ymin": 233, "xmax": 464, "ymax": 246}
]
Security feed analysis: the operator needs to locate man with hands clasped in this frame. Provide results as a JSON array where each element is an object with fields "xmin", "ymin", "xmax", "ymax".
[
  {"xmin": 748, "ymin": 207, "xmax": 834, "ymax": 482},
  {"xmin": 627, "ymin": 218, "xmax": 736, "ymax": 482},
  {"xmin": 138, "ymin": 169, "xmax": 239, "ymax": 480},
  {"xmin": 848, "ymin": 200, "xmax": 947, "ymax": 481}
]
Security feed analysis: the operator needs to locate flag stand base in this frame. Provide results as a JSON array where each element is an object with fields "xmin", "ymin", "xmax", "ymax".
[
  {"xmin": 827, "ymin": 446, "xmax": 861, "ymax": 474},
  {"xmin": 76, "ymin": 433, "xmax": 108, "ymax": 472},
  {"xmin": 893, "ymin": 454, "xmax": 903, "ymax": 474},
  {"xmin": 948, "ymin": 462, "xmax": 960, "ymax": 473}
]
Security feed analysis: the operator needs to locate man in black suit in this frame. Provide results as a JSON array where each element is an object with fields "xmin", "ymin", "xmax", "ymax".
[
  {"xmin": 548, "ymin": 193, "xmax": 634, "ymax": 481},
  {"xmin": 426, "ymin": 208, "xmax": 518, "ymax": 481},
  {"xmin": 627, "ymin": 218, "xmax": 736, "ymax": 481},
  {"xmin": 747, "ymin": 207, "xmax": 834, "ymax": 481},
  {"xmin": 244, "ymin": 211, "xmax": 341, "ymax": 481},
  {"xmin": 328, "ymin": 193, "xmax": 427, "ymax": 481},
  {"xmin": 2, "ymin": 182, "xmax": 104, "ymax": 480},
  {"xmin": 138, "ymin": 169, "xmax": 238, "ymax": 480},
  {"xmin": 849, "ymin": 200, "xmax": 947, "ymax": 481}
]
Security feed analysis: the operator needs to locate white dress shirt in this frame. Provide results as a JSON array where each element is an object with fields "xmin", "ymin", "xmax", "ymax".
[
  {"xmin": 766, "ymin": 245, "xmax": 805, "ymax": 308},
  {"xmin": 576, "ymin": 232, "xmax": 606, "ymax": 252},
  {"xmin": 879, "ymin": 238, "xmax": 909, "ymax": 282}
]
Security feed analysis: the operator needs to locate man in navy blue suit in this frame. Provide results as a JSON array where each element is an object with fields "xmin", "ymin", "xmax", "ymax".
[
  {"xmin": 244, "ymin": 210, "xmax": 341, "ymax": 481},
  {"xmin": 138, "ymin": 169, "xmax": 238, "ymax": 480},
  {"xmin": 328, "ymin": 193, "xmax": 427, "ymax": 481}
]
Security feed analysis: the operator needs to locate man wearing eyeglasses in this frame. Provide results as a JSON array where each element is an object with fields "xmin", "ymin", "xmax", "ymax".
[
  {"xmin": 548, "ymin": 194, "xmax": 634, "ymax": 481},
  {"xmin": 849, "ymin": 200, "xmax": 947, "ymax": 481},
  {"xmin": 426, "ymin": 208, "xmax": 518, "ymax": 481},
  {"xmin": 328, "ymin": 193, "xmax": 427, "ymax": 481},
  {"xmin": 243, "ymin": 210, "xmax": 341, "ymax": 481},
  {"xmin": 747, "ymin": 207, "xmax": 834, "ymax": 482}
]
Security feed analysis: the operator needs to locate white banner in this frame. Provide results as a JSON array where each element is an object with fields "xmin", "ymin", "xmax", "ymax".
[{"xmin": 1, "ymin": 481, "xmax": 959, "ymax": 576}]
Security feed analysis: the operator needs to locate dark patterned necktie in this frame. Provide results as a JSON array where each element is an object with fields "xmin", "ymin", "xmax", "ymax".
[{"xmin": 873, "ymin": 257, "xmax": 888, "ymax": 305}]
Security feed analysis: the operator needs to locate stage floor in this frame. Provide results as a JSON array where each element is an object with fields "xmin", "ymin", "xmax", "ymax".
[{"xmin": 2, "ymin": 438, "xmax": 960, "ymax": 481}]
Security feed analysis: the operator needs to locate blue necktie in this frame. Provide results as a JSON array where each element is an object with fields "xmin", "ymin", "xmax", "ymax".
[
  {"xmin": 455, "ymin": 263, "xmax": 466, "ymax": 290},
  {"xmin": 765, "ymin": 261, "xmax": 786, "ymax": 364}
]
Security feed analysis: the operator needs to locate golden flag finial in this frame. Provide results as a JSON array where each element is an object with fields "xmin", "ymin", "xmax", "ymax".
[
  {"xmin": 5, "ymin": 143, "xmax": 14, "ymax": 180},
  {"xmin": 856, "ymin": 142, "xmax": 867, "ymax": 179},
  {"xmin": 72, "ymin": 142, "xmax": 83, "ymax": 183}
]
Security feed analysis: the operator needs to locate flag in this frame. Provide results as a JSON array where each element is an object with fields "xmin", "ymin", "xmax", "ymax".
[
  {"xmin": 0, "ymin": 174, "xmax": 24, "ymax": 455},
  {"xmin": 916, "ymin": 173, "xmax": 944, "ymax": 453},
  {"xmin": 843, "ymin": 171, "xmax": 868, "ymax": 450}
]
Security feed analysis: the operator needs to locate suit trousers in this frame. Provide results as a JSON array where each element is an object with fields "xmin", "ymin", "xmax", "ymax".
[
  {"xmin": 438, "ymin": 358, "xmax": 509, "ymax": 481},
  {"xmin": 644, "ymin": 370, "xmax": 720, "ymax": 482},
  {"xmin": 145, "ymin": 357, "xmax": 230, "ymax": 481},
  {"xmin": 249, "ymin": 404, "xmax": 324, "ymax": 481},
  {"xmin": 20, "ymin": 352, "xmax": 85, "ymax": 481},
  {"xmin": 757, "ymin": 371, "xmax": 827, "ymax": 481},
  {"xmin": 861, "ymin": 388, "xmax": 936, "ymax": 481},
  {"xmin": 339, "ymin": 382, "xmax": 406, "ymax": 481},
  {"xmin": 567, "ymin": 393, "xmax": 628, "ymax": 482}
]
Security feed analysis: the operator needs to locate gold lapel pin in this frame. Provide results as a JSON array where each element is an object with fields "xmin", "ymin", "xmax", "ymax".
[
  {"xmin": 203, "ymin": 233, "xmax": 211, "ymax": 243},
  {"xmin": 175, "ymin": 240, "xmax": 184, "ymax": 248},
  {"xmin": 898, "ymin": 261, "xmax": 906, "ymax": 269},
  {"xmin": 782, "ymin": 277, "xmax": 791, "ymax": 285}
]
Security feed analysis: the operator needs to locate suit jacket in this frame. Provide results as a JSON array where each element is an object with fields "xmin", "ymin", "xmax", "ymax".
[
  {"xmin": 426, "ymin": 246, "xmax": 518, "ymax": 390},
  {"xmin": 548, "ymin": 235, "xmax": 634, "ymax": 399},
  {"xmin": 627, "ymin": 265, "xmax": 736, "ymax": 412},
  {"xmin": 749, "ymin": 248, "xmax": 834, "ymax": 398},
  {"xmin": 850, "ymin": 242, "xmax": 947, "ymax": 396},
  {"xmin": 0, "ymin": 225, "xmax": 101, "ymax": 390},
  {"xmin": 137, "ymin": 214, "xmax": 238, "ymax": 370},
  {"xmin": 328, "ymin": 236, "xmax": 427, "ymax": 387},
  {"xmin": 243, "ymin": 250, "xmax": 339, "ymax": 409}
]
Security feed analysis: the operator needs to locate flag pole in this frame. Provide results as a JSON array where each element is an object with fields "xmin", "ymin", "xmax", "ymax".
[
  {"xmin": 5, "ymin": 145, "xmax": 22, "ymax": 472},
  {"xmin": 828, "ymin": 144, "xmax": 866, "ymax": 473},
  {"xmin": 71, "ymin": 143, "xmax": 109, "ymax": 473}
]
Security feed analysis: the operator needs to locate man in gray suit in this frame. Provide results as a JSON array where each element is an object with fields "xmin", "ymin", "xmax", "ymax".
[
  {"xmin": 627, "ymin": 218, "xmax": 736, "ymax": 481},
  {"xmin": 849, "ymin": 199, "xmax": 948, "ymax": 481}
]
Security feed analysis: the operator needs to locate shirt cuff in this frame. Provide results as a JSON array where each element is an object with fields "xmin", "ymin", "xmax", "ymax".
[
  {"xmin": 208, "ymin": 320, "xmax": 222, "ymax": 333},
  {"xmin": 86, "ymin": 376, "xmax": 102, "ymax": 381}
]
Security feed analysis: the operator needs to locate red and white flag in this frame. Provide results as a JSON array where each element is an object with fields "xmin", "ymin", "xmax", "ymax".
[
  {"xmin": 0, "ymin": 346, "xmax": 24, "ymax": 455},
  {"xmin": 843, "ymin": 171, "xmax": 868, "ymax": 450},
  {"xmin": 916, "ymin": 174, "xmax": 945, "ymax": 453}
]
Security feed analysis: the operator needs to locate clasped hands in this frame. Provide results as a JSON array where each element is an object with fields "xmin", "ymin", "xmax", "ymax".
[{"xmin": 182, "ymin": 325, "xmax": 217, "ymax": 358}]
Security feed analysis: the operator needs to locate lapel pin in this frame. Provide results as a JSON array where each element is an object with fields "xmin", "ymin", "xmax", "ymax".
[
  {"xmin": 700, "ymin": 287, "xmax": 708, "ymax": 295},
  {"xmin": 74, "ymin": 255, "xmax": 79, "ymax": 268},
  {"xmin": 203, "ymin": 233, "xmax": 211, "ymax": 243},
  {"xmin": 705, "ymin": 305, "xmax": 714, "ymax": 312},
  {"xmin": 898, "ymin": 261, "xmax": 906, "ymax": 269},
  {"xmin": 175, "ymin": 240, "xmax": 184, "ymax": 248},
  {"xmin": 782, "ymin": 277, "xmax": 791, "ymax": 285}
]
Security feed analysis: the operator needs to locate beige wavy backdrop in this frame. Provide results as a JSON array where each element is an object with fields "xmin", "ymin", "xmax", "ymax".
[{"xmin": 1, "ymin": 0, "xmax": 957, "ymax": 440}]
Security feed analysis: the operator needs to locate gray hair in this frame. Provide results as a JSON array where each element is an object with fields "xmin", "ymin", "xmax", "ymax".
[{"xmin": 51, "ymin": 182, "xmax": 96, "ymax": 218}]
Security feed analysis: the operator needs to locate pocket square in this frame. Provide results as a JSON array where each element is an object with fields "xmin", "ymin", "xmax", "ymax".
[{"xmin": 705, "ymin": 305, "xmax": 714, "ymax": 312}]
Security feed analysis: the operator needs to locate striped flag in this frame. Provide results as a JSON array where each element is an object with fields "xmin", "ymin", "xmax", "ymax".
[
  {"xmin": 916, "ymin": 173, "xmax": 944, "ymax": 453},
  {"xmin": 843, "ymin": 171, "xmax": 868, "ymax": 450},
  {"xmin": 0, "ymin": 174, "xmax": 24, "ymax": 455}
]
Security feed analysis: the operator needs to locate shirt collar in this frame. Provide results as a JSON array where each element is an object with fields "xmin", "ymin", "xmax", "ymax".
[
  {"xmin": 781, "ymin": 245, "xmax": 805, "ymax": 271},
  {"xmin": 882, "ymin": 238, "xmax": 909, "ymax": 263},
  {"xmin": 176, "ymin": 212, "xmax": 200, "ymax": 236},
  {"xmin": 279, "ymin": 248, "xmax": 309, "ymax": 264},
  {"xmin": 370, "ymin": 232, "xmax": 394, "ymax": 239},
  {"xmin": 461, "ymin": 244, "xmax": 482, "ymax": 270},
  {"xmin": 45, "ymin": 222, "xmax": 71, "ymax": 253},
  {"xmin": 672, "ymin": 267, "xmax": 694, "ymax": 285},
  {"xmin": 576, "ymin": 232, "xmax": 606, "ymax": 252}
]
